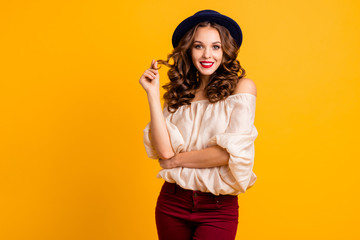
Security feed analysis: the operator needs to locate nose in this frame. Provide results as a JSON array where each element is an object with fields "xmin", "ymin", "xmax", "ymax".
[{"xmin": 203, "ymin": 47, "xmax": 211, "ymax": 59}]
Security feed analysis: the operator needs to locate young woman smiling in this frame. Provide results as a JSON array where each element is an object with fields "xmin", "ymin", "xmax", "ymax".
[{"xmin": 139, "ymin": 9, "xmax": 258, "ymax": 240}]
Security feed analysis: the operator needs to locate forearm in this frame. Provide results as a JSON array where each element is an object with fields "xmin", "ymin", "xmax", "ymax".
[
  {"xmin": 147, "ymin": 92, "xmax": 175, "ymax": 160},
  {"xmin": 176, "ymin": 145, "xmax": 230, "ymax": 168}
]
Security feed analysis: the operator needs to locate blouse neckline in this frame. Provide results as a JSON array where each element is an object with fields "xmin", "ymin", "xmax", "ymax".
[{"xmin": 190, "ymin": 92, "xmax": 256, "ymax": 104}]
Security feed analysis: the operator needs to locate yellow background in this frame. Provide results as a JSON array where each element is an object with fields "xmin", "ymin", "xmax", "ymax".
[{"xmin": 1, "ymin": 0, "xmax": 359, "ymax": 239}]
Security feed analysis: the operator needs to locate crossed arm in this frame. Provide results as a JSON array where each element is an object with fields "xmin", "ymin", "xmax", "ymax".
[
  {"xmin": 147, "ymin": 93, "xmax": 230, "ymax": 169},
  {"xmin": 158, "ymin": 145, "xmax": 230, "ymax": 169},
  {"xmin": 150, "ymin": 79, "xmax": 257, "ymax": 169}
]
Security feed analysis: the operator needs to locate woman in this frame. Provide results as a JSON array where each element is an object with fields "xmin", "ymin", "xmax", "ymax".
[{"xmin": 139, "ymin": 10, "xmax": 258, "ymax": 240}]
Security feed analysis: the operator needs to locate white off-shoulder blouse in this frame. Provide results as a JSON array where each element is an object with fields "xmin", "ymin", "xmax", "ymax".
[{"xmin": 143, "ymin": 93, "xmax": 258, "ymax": 196}]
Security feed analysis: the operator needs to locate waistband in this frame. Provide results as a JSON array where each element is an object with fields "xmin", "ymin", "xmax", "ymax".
[{"xmin": 161, "ymin": 181, "xmax": 238, "ymax": 200}]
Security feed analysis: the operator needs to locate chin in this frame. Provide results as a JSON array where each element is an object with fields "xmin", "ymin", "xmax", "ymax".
[
  {"xmin": 199, "ymin": 70, "xmax": 213, "ymax": 75},
  {"xmin": 197, "ymin": 66, "xmax": 218, "ymax": 76}
]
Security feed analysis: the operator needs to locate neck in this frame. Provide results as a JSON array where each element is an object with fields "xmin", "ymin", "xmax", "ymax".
[{"xmin": 199, "ymin": 75, "xmax": 210, "ymax": 90}]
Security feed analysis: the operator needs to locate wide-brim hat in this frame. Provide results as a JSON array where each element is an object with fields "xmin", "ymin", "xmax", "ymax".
[{"xmin": 172, "ymin": 9, "xmax": 243, "ymax": 49}]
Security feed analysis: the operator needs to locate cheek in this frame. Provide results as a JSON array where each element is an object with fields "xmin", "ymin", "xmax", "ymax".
[
  {"xmin": 216, "ymin": 54, "xmax": 223, "ymax": 65},
  {"xmin": 192, "ymin": 51, "xmax": 200, "ymax": 61},
  {"xmin": 191, "ymin": 53, "xmax": 196, "ymax": 61}
]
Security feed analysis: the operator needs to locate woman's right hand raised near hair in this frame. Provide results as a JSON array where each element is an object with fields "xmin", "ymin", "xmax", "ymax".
[{"xmin": 139, "ymin": 59, "xmax": 160, "ymax": 95}]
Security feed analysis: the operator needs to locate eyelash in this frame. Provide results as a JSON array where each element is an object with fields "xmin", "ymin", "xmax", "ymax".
[{"xmin": 194, "ymin": 45, "xmax": 221, "ymax": 49}]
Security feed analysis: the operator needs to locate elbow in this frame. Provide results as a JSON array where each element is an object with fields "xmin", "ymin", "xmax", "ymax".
[
  {"xmin": 158, "ymin": 151, "xmax": 176, "ymax": 160},
  {"xmin": 217, "ymin": 145, "xmax": 230, "ymax": 164}
]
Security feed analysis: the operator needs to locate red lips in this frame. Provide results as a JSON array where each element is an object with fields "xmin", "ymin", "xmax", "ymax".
[{"xmin": 200, "ymin": 61, "xmax": 214, "ymax": 68}]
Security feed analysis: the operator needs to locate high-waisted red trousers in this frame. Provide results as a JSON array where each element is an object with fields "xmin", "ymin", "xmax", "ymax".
[{"xmin": 155, "ymin": 181, "xmax": 239, "ymax": 240}]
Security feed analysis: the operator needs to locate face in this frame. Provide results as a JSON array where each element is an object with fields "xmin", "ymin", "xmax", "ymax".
[{"xmin": 191, "ymin": 26, "xmax": 223, "ymax": 80}]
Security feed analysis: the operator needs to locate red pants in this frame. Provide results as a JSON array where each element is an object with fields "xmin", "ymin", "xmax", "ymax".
[{"xmin": 155, "ymin": 181, "xmax": 239, "ymax": 240}]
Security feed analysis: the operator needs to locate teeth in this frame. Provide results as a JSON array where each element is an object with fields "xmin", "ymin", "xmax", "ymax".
[{"xmin": 201, "ymin": 62, "xmax": 213, "ymax": 65}]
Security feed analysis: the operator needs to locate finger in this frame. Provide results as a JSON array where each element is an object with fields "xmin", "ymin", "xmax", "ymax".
[
  {"xmin": 150, "ymin": 60, "xmax": 158, "ymax": 71},
  {"xmin": 147, "ymin": 69, "xmax": 157, "ymax": 75},
  {"xmin": 145, "ymin": 70, "xmax": 156, "ymax": 78},
  {"xmin": 153, "ymin": 61, "xmax": 158, "ymax": 71},
  {"xmin": 144, "ymin": 72, "xmax": 155, "ymax": 80},
  {"xmin": 150, "ymin": 59, "xmax": 155, "ymax": 69},
  {"xmin": 151, "ymin": 59, "xmax": 156, "ymax": 70}
]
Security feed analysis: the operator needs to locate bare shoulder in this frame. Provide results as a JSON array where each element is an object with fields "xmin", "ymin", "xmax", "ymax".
[{"xmin": 233, "ymin": 77, "xmax": 257, "ymax": 97}]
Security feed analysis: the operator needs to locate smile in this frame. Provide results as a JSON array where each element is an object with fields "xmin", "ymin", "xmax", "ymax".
[{"xmin": 200, "ymin": 62, "xmax": 214, "ymax": 68}]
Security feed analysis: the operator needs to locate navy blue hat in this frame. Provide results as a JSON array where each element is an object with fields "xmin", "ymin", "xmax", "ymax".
[{"xmin": 172, "ymin": 9, "xmax": 243, "ymax": 49}]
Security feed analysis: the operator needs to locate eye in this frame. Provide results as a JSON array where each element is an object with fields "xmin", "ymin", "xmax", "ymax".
[
  {"xmin": 194, "ymin": 45, "xmax": 202, "ymax": 49},
  {"xmin": 214, "ymin": 45, "xmax": 221, "ymax": 49}
]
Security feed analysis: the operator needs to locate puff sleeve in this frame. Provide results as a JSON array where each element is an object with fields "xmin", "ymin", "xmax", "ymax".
[
  {"xmin": 207, "ymin": 93, "xmax": 258, "ymax": 193},
  {"xmin": 143, "ymin": 121, "xmax": 160, "ymax": 159},
  {"xmin": 143, "ymin": 104, "xmax": 186, "ymax": 159}
]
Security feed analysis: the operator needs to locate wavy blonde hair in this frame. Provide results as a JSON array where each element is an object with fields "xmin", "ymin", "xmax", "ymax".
[{"xmin": 156, "ymin": 21, "xmax": 246, "ymax": 113}]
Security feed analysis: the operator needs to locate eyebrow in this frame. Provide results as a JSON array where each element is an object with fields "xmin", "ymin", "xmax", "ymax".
[{"xmin": 193, "ymin": 41, "xmax": 221, "ymax": 44}]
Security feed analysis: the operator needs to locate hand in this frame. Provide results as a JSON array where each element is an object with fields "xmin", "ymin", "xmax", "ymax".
[
  {"xmin": 139, "ymin": 59, "xmax": 160, "ymax": 94},
  {"xmin": 158, "ymin": 154, "xmax": 179, "ymax": 169}
]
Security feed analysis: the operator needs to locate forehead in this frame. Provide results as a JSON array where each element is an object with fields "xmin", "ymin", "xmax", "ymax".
[{"xmin": 193, "ymin": 26, "xmax": 221, "ymax": 42}]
